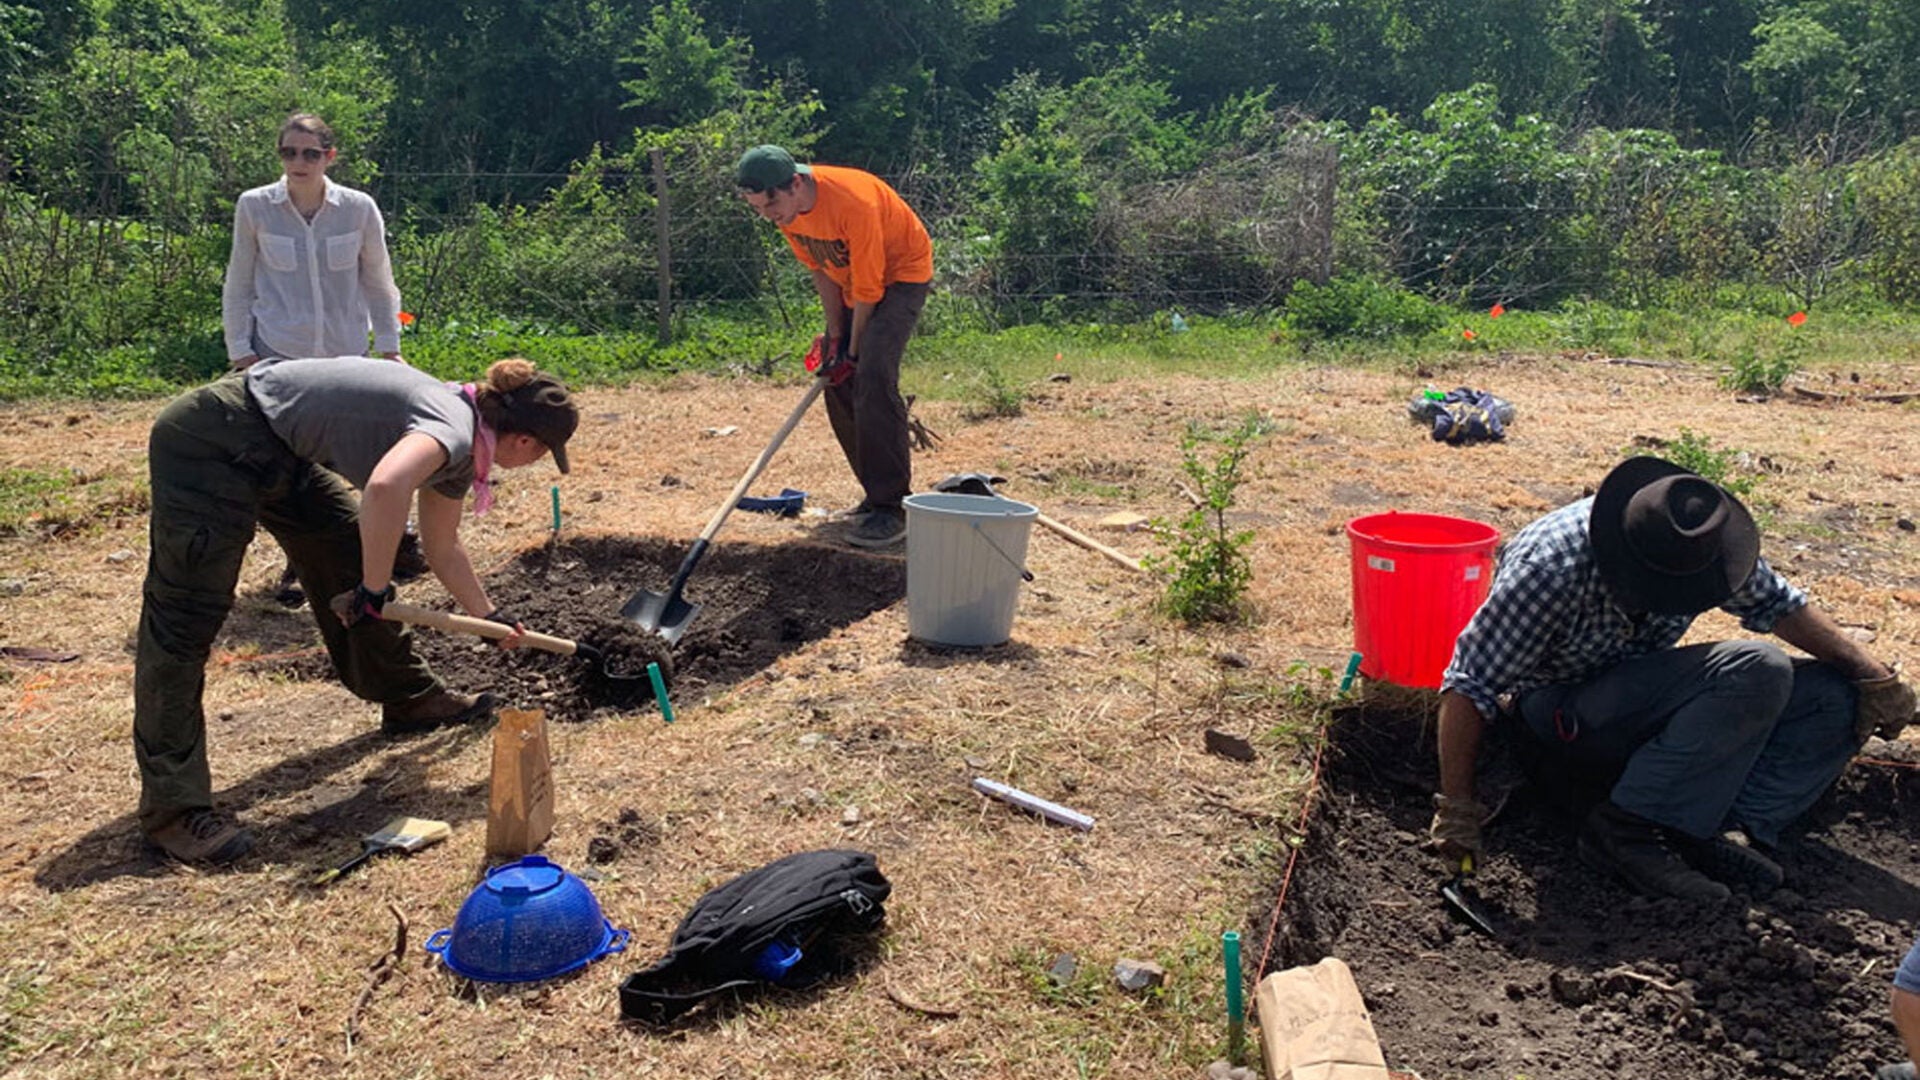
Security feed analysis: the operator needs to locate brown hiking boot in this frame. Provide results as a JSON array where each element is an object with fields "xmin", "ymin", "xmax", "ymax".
[
  {"xmin": 146, "ymin": 808, "xmax": 254, "ymax": 865},
  {"xmin": 381, "ymin": 689, "xmax": 500, "ymax": 736},
  {"xmin": 1577, "ymin": 801, "xmax": 1730, "ymax": 904}
]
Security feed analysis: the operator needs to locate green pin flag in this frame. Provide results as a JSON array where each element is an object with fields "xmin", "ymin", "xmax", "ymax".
[
  {"xmin": 550, "ymin": 484, "xmax": 562, "ymax": 533},
  {"xmin": 1223, "ymin": 930, "xmax": 1246, "ymax": 1065},
  {"xmin": 647, "ymin": 662, "xmax": 674, "ymax": 724},
  {"xmin": 1338, "ymin": 650, "xmax": 1363, "ymax": 696}
]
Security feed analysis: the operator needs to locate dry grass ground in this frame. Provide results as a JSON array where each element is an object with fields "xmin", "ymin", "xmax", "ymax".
[{"xmin": 2, "ymin": 353, "xmax": 1919, "ymax": 1079}]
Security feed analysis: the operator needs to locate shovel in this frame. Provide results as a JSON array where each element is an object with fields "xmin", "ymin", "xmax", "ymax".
[
  {"xmin": 622, "ymin": 376, "xmax": 828, "ymax": 644},
  {"xmin": 313, "ymin": 815, "xmax": 450, "ymax": 886},
  {"xmin": 373, "ymin": 600, "xmax": 650, "ymax": 685},
  {"xmin": 930, "ymin": 472, "xmax": 1143, "ymax": 573},
  {"xmin": 1439, "ymin": 854, "xmax": 1497, "ymax": 937}
]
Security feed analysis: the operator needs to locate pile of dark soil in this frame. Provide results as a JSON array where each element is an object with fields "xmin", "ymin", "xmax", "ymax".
[
  {"xmin": 277, "ymin": 536, "xmax": 904, "ymax": 721},
  {"xmin": 1272, "ymin": 702, "xmax": 1920, "ymax": 1080}
]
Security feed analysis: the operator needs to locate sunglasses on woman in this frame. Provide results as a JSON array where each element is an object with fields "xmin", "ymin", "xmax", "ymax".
[{"xmin": 277, "ymin": 146, "xmax": 328, "ymax": 162}]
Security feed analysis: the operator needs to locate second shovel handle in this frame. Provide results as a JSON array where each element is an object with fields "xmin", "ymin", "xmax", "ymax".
[
  {"xmin": 380, "ymin": 601, "xmax": 583, "ymax": 657},
  {"xmin": 1035, "ymin": 512, "xmax": 1143, "ymax": 573}
]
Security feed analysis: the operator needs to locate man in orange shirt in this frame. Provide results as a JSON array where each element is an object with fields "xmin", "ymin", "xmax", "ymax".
[{"xmin": 736, "ymin": 144, "xmax": 933, "ymax": 548}]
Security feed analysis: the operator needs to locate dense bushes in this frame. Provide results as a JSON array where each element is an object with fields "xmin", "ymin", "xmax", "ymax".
[
  {"xmin": 1282, "ymin": 276, "xmax": 1447, "ymax": 339},
  {"xmin": 8, "ymin": 1, "xmax": 1920, "ymax": 379}
]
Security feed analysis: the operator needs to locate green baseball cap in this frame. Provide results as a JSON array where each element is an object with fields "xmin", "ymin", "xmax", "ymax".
[{"xmin": 735, "ymin": 144, "xmax": 810, "ymax": 191}]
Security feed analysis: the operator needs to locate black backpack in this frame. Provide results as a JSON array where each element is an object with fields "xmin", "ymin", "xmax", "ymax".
[{"xmin": 618, "ymin": 848, "xmax": 891, "ymax": 1024}]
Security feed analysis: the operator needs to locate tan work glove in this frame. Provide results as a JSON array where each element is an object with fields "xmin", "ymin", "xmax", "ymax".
[
  {"xmin": 1427, "ymin": 794, "xmax": 1486, "ymax": 862},
  {"xmin": 1855, "ymin": 672, "xmax": 1918, "ymax": 742}
]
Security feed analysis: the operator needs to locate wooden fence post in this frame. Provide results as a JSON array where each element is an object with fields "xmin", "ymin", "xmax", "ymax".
[{"xmin": 651, "ymin": 147, "xmax": 672, "ymax": 346}]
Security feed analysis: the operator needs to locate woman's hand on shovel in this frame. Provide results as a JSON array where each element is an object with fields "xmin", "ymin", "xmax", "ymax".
[{"xmin": 480, "ymin": 609, "xmax": 530, "ymax": 650}]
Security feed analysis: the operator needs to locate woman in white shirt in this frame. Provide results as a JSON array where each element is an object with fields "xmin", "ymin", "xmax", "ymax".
[
  {"xmin": 222, "ymin": 113, "xmax": 403, "ymax": 366},
  {"xmin": 223, "ymin": 114, "xmax": 417, "ymax": 601}
]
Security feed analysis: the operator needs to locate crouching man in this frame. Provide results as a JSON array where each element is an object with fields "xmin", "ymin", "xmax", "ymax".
[{"xmin": 1429, "ymin": 456, "xmax": 1914, "ymax": 903}]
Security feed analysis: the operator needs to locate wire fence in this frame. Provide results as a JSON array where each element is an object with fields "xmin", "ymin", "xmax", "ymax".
[
  {"xmin": 0, "ymin": 137, "xmax": 1339, "ymax": 352},
  {"xmin": 0, "ymin": 131, "xmax": 1889, "ymax": 360}
]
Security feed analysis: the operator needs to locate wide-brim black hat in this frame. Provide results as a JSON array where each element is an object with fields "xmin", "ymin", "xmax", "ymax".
[{"xmin": 1589, "ymin": 456, "xmax": 1760, "ymax": 615}]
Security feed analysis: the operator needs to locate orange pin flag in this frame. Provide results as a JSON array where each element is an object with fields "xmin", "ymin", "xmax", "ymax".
[
  {"xmin": 1462, "ymin": 329, "xmax": 1477, "ymax": 341},
  {"xmin": 398, "ymin": 311, "xmax": 416, "ymax": 327},
  {"xmin": 1786, "ymin": 311, "xmax": 1807, "ymax": 327},
  {"xmin": 1489, "ymin": 303, "xmax": 1505, "ymax": 318}
]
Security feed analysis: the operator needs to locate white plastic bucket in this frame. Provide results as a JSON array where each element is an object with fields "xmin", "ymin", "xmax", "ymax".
[{"xmin": 902, "ymin": 492, "xmax": 1039, "ymax": 647}]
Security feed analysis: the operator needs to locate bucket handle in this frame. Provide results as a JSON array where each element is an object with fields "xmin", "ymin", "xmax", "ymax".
[{"xmin": 971, "ymin": 522, "xmax": 1034, "ymax": 582}]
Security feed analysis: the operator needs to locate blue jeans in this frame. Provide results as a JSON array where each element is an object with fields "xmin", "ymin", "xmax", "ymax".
[
  {"xmin": 1516, "ymin": 641, "xmax": 1858, "ymax": 847},
  {"xmin": 1897, "ymin": 937, "xmax": 1920, "ymax": 994}
]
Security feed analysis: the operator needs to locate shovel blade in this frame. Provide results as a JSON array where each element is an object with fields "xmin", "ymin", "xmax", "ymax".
[{"xmin": 621, "ymin": 588, "xmax": 701, "ymax": 645}]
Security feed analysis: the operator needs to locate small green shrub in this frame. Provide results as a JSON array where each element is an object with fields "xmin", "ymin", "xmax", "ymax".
[
  {"xmin": 1148, "ymin": 413, "xmax": 1270, "ymax": 623},
  {"xmin": 1720, "ymin": 327, "xmax": 1807, "ymax": 394},
  {"xmin": 965, "ymin": 360, "xmax": 1027, "ymax": 419},
  {"xmin": 1282, "ymin": 275, "xmax": 1447, "ymax": 340},
  {"xmin": 1719, "ymin": 343, "xmax": 1797, "ymax": 394},
  {"xmin": 1638, "ymin": 428, "xmax": 1759, "ymax": 498}
]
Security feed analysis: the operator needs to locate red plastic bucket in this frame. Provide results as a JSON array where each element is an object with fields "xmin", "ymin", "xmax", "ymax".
[{"xmin": 1347, "ymin": 512, "xmax": 1500, "ymax": 689}]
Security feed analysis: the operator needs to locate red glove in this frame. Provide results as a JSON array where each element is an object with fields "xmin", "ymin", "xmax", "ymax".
[{"xmin": 804, "ymin": 334, "xmax": 855, "ymax": 386}]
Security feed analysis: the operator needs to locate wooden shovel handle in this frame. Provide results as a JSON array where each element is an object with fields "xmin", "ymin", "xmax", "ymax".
[
  {"xmin": 378, "ymin": 600, "xmax": 583, "ymax": 657},
  {"xmin": 1035, "ymin": 512, "xmax": 1143, "ymax": 573}
]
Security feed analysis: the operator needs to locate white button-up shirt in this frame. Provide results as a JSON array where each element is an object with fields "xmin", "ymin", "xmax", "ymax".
[{"xmin": 222, "ymin": 177, "xmax": 402, "ymax": 361}]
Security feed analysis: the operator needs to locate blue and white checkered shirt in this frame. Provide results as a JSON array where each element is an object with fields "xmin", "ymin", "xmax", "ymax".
[{"xmin": 1440, "ymin": 497, "xmax": 1805, "ymax": 719}]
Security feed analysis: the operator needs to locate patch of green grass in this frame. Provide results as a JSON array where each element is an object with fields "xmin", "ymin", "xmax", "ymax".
[
  {"xmin": 1053, "ymin": 476, "xmax": 1131, "ymax": 500},
  {"xmin": 1, "ymin": 961, "xmax": 50, "ymax": 1059},
  {"xmin": 0, "ymin": 468, "xmax": 79, "ymax": 535},
  {"xmin": 0, "ymin": 466, "xmax": 149, "ymax": 537},
  {"xmin": 7, "ymin": 292, "xmax": 1920, "ymax": 400}
]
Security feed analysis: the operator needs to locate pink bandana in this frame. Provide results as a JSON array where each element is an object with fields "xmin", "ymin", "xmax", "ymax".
[{"xmin": 454, "ymin": 383, "xmax": 497, "ymax": 517}]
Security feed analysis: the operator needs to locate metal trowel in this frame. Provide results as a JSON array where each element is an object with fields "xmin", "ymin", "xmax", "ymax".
[{"xmin": 1439, "ymin": 854, "xmax": 1497, "ymax": 937}]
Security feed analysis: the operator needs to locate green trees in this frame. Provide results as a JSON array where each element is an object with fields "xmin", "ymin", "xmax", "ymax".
[
  {"xmin": 1853, "ymin": 139, "xmax": 1920, "ymax": 304},
  {"xmin": 0, "ymin": 0, "xmax": 389, "ymax": 375},
  {"xmin": 1338, "ymin": 85, "xmax": 1579, "ymax": 303},
  {"xmin": 6, "ymin": 0, "xmax": 1920, "ymax": 377}
]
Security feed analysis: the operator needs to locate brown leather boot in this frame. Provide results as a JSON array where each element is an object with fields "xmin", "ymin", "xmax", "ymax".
[
  {"xmin": 381, "ymin": 689, "xmax": 500, "ymax": 736},
  {"xmin": 1577, "ymin": 801, "xmax": 1730, "ymax": 904},
  {"xmin": 146, "ymin": 808, "xmax": 254, "ymax": 864}
]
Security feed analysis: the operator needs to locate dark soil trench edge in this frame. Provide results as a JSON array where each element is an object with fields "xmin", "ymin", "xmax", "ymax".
[{"xmin": 1257, "ymin": 699, "xmax": 1920, "ymax": 1080}]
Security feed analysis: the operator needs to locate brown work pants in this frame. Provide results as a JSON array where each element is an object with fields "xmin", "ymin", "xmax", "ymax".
[
  {"xmin": 133, "ymin": 373, "xmax": 439, "ymax": 832},
  {"xmin": 823, "ymin": 281, "xmax": 929, "ymax": 512}
]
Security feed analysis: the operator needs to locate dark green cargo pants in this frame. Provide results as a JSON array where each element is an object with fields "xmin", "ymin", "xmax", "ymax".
[
  {"xmin": 822, "ymin": 280, "xmax": 930, "ymax": 512},
  {"xmin": 134, "ymin": 373, "xmax": 440, "ymax": 832}
]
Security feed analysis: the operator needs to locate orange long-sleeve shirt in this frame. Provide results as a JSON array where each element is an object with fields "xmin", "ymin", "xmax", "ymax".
[{"xmin": 778, "ymin": 165, "xmax": 933, "ymax": 304}]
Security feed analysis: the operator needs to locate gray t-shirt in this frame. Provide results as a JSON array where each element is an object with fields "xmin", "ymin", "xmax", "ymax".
[{"xmin": 247, "ymin": 356, "xmax": 477, "ymax": 498}]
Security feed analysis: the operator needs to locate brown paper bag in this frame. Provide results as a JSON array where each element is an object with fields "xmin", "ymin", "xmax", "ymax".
[
  {"xmin": 1254, "ymin": 957, "xmax": 1390, "ymax": 1080},
  {"xmin": 486, "ymin": 708, "xmax": 554, "ymax": 857}
]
